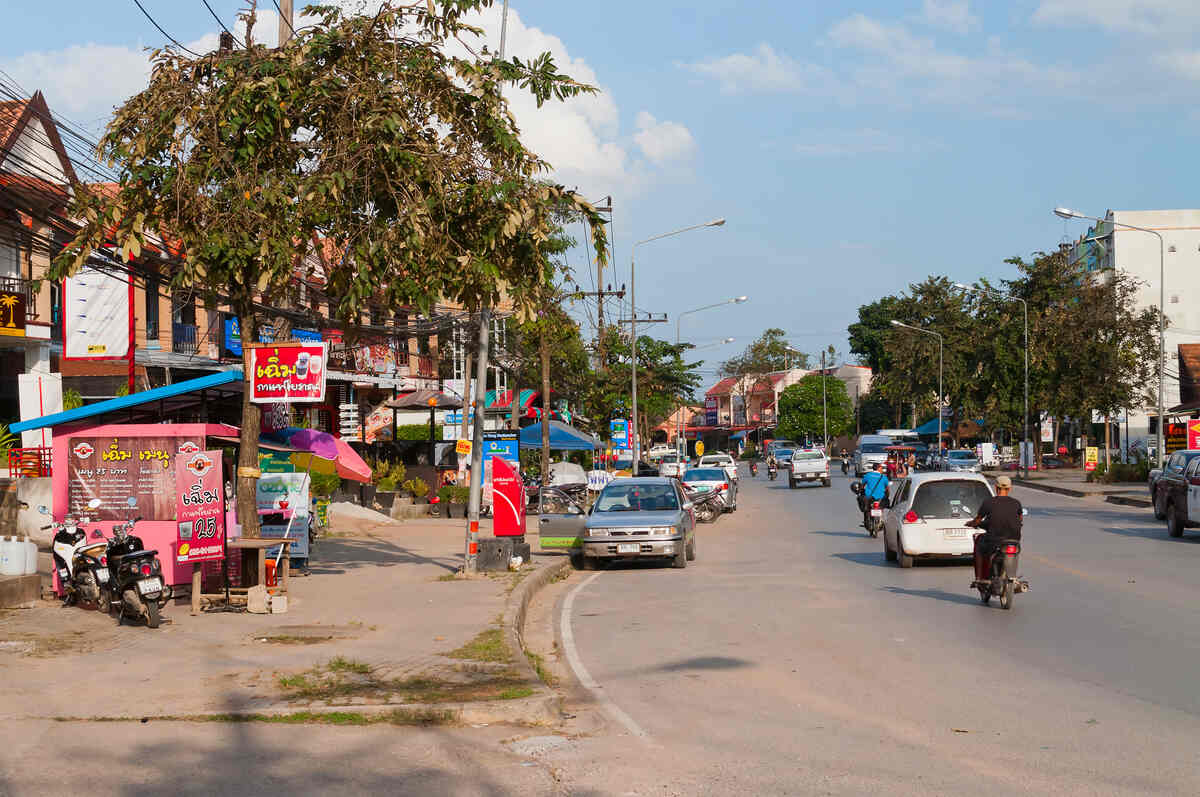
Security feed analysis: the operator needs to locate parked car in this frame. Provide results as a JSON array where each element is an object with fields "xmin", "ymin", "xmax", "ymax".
[
  {"xmin": 578, "ymin": 477, "xmax": 696, "ymax": 569},
  {"xmin": 698, "ymin": 453, "xmax": 739, "ymax": 484},
  {"xmin": 788, "ymin": 449, "xmax": 830, "ymax": 488},
  {"xmin": 882, "ymin": 472, "xmax": 994, "ymax": 567},
  {"xmin": 1153, "ymin": 450, "xmax": 1200, "ymax": 524},
  {"xmin": 681, "ymin": 466, "xmax": 737, "ymax": 513},
  {"xmin": 941, "ymin": 449, "xmax": 981, "ymax": 473},
  {"xmin": 657, "ymin": 453, "xmax": 685, "ymax": 479}
]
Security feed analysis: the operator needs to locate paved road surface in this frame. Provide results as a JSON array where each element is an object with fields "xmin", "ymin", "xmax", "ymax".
[{"xmin": 545, "ymin": 469, "xmax": 1200, "ymax": 794}]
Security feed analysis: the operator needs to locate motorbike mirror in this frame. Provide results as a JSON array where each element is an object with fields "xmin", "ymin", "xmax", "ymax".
[
  {"xmin": 87, "ymin": 498, "xmax": 103, "ymax": 509},
  {"xmin": 126, "ymin": 497, "xmax": 138, "ymax": 507},
  {"xmin": 1022, "ymin": 508, "xmax": 1029, "ymax": 516},
  {"xmin": 37, "ymin": 505, "xmax": 49, "ymax": 515}
]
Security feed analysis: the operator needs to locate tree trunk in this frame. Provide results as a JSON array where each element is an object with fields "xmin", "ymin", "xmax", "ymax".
[
  {"xmin": 540, "ymin": 331, "xmax": 551, "ymax": 481},
  {"xmin": 236, "ymin": 306, "xmax": 261, "ymax": 537},
  {"xmin": 1104, "ymin": 414, "xmax": 1112, "ymax": 470}
]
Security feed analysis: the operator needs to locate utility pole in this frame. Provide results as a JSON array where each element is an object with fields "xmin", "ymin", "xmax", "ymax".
[
  {"xmin": 821, "ymin": 350, "xmax": 828, "ymax": 450},
  {"xmin": 277, "ymin": 0, "xmax": 293, "ymax": 46},
  {"xmin": 619, "ymin": 312, "xmax": 667, "ymax": 463}
]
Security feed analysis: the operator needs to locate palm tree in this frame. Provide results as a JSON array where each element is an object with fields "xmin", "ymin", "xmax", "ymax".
[{"xmin": 0, "ymin": 293, "xmax": 17, "ymax": 328}]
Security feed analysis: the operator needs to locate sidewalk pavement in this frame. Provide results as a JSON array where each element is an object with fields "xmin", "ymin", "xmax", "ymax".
[
  {"xmin": 0, "ymin": 504, "xmax": 559, "ymax": 724},
  {"xmin": 1009, "ymin": 468, "xmax": 1152, "ymax": 508}
]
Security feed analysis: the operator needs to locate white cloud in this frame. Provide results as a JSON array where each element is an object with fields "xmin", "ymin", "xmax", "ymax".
[
  {"xmin": 918, "ymin": 0, "xmax": 979, "ymax": 34},
  {"xmin": 633, "ymin": 112, "xmax": 695, "ymax": 164},
  {"xmin": 793, "ymin": 128, "xmax": 910, "ymax": 157},
  {"xmin": 1032, "ymin": 0, "xmax": 1200, "ymax": 35},
  {"xmin": 1157, "ymin": 50, "xmax": 1200, "ymax": 80},
  {"xmin": 685, "ymin": 43, "xmax": 837, "ymax": 95}
]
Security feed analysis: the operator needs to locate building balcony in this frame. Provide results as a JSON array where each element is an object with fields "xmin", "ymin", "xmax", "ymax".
[
  {"xmin": 417, "ymin": 355, "xmax": 435, "ymax": 378},
  {"xmin": 172, "ymin": 322, "xmax": 198, "ymax": 355},
  {"xmin": 0, "ymin": 275, "xmax": 36, "ymax": 307}
]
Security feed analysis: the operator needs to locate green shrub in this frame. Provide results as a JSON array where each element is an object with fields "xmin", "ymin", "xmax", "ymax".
[
  {"xmin": 62, "ymin": 389, "xmax": 83, "ymax": 410},
  {"xmin": 395, "ymin": 424, "xmax": 443, "ymax": 441},
  {"xmin": 310, "ymin": 471, "xmax": 341, "ymax": 497},
  {"xmin": 377, "ymin": 476, "xmax": 397, "ymax": 492},
  {"xmin": 437, "ymin": 485, "xmax": 470, "ymax": 504},
  {"xmin": 403, "ymin": 478, "xmax": 430, "ymax": 498}
]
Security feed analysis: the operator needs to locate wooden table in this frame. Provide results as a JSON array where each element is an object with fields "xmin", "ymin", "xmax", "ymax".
[{"xmin": 228, "ymin": 537, "xmax": 291, "ymax": 594}]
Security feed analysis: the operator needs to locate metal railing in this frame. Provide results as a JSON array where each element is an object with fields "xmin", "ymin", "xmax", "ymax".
[
  {"xmin": 7, "ymin": 447, "xmax": 52, "ymax": 478},
  {"xmin": 417, "ymin": 355, "xmax": 435, "ymax": 378},
  {"xmin": 0, "ymin": 275, "xmax": 35, "ymax": 306},
  {"xmin": 172, "ymin": 322, "xmax": 198, "ymax": 354}
]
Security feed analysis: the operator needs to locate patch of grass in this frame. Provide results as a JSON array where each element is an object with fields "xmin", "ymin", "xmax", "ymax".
[
  {"xmin": 497, "ymin": 687, "xmax": 534, "ymax": 700},
  {"xmin": 435, "ymin": 572, "xmax": 460, "ymax": 582},
  {"xmin": 444, "ymin": 627, "xmax": 511, "ymax": 663},
  {"xmin": 57, "ymin": 710, "xmax": 456, "ymax": 727},
  {"xmin": 525, "ymin": 651, "xmax": 555, "ymax": 686},
  {"xmin": 327, "ymin": 656, "xmax": 371, "ymax": 675}
]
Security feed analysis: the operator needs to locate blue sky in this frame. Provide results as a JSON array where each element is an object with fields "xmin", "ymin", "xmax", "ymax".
[{"xmin": 5, "ymin": 1, "xmax": 1200, "ymax": 385}]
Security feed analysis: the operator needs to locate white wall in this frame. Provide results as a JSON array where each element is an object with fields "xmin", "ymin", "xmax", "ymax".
[{"xmin": 4, "ymin": 121, "xmax": 69, "ymax": 185}]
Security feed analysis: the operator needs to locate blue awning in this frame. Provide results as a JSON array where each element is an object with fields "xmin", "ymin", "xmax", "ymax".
[
  {"xmin": 10, "ymin": 369, "xmax": 242, "ymax": 433},
  {"xmin": 519, "ymin": 420, "xmax": 597, "ymax": 450},
  {"xmin": 912, "ymin": 417, "xmax": 985, "ymax": 436},
  {"xmin": 730, "ymin": 431, "xmax": 748, "ymax": 440}
]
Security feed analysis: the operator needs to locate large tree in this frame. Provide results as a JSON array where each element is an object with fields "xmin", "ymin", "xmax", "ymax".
[
  {"xmin": 721, "ymin": 328, "xmax": 802, "ymax": 426},
  {"xmin": 775, "ymin": 375, "xmax": 854, "ymax": 444},
  {"xmin": 51, "ymin": 2, "xmax": 607, "ymax": 530}
]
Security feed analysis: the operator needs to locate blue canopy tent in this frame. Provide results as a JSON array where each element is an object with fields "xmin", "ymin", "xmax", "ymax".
[{"xmin": 519, "ymin": 420, "xmax": 597, "ymax": 450}]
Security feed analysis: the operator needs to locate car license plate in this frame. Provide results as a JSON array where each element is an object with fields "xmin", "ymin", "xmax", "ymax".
[
  {"xmin": 137, "ymin": 577, "xmax": 162, "ymax": 595},
  {"xmin": 617, "ymin": 543, "xmax": 640, "ymax": 554},
  {"xmin": 942, "ymin": 528, "xmax": 969, "ymax": 539},
  {"xmin": 693, "ymin": 485, "xmax": 710, "ymax": 492},
  {"xmin": 870, "ymin": 509, "xmax": 883, "ymax": 518},
  {"xmin": 95, "ymin": 568, "xmax": 109, "ymax": 583}
]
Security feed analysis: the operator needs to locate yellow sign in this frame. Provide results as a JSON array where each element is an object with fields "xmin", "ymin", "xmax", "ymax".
[
  {"xmin": 694, "ymin": 441, "xmax": 705, "ymax": 457},
  {"xmin": 1084, "ymin": 446, "xmax": 1099, "ymax": 472},
  {"xmin": 456, "ymin": 439, "xmax": 472, "ymax": 456},
  {"xmin": 87, "ymin": 344, "xmax": 107, "ymax": 354}
]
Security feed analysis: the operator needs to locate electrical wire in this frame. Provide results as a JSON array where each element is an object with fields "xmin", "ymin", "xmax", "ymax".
[
  {"xmin": 201, "ymin": 0, "xmax": 245, "ymax": 49},
  {"xmin": 131, "ymin": 0, "xmax": 202, "ymax": 57},
  {"xmin": 272, "ymin": 0, "xmax": 296, "ymax": 38}
]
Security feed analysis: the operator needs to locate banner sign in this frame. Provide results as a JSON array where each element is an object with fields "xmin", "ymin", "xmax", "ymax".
[
  {"xmin": 0, "ymin": 287, "xmax": 26, "ymax": 337},
  {"xmin": 63, "ymin": 266, "xmax": 130, "ymax": 359},
  {"xmin": 1084, "ymin": 446, "xmax": 1099, "ymax": 472},
  {"xmin": 256, "ymin": 472, "xmax": 311, "ymax": 559},
  {"xmin": 174, "ymin": 450, "xmax": 225, "ymax": 564},
  {"xmin": 364, "ymin": 403, "xmax": 395, "ymax": 443},
  {"xmin": 1188, "ymin": 420, "xmax": 1200, "ymax": 450},
  {"xmin": 249, "ymin": 342, "xmax": 327, "ymax": 404},
  {"xmin": 610, "ymin": 418, "xmax": 630, "ymax": 450},
  {"xmin": 67, "ymin": 436, "xmax": 202, "ymax": 521},
  {"xmin": 455, "ymin": 438, "xmax": 472, "ymax": 456},
  {"xmin": 491, "ymin": 455, "xmax": 526, "ymax": 537},
  {"xmin": 224, "ymin": 316, "xmax": 322, "ymax": 357},
  {"xmin": 1166, "ymin": 422, "xmax": 1186, "ymax": 454},
  {"xmin": 705, "ymin": 397, "xmax": 718, "ymax": 426}
]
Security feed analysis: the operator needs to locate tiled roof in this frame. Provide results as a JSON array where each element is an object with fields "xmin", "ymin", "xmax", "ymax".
[
  {"xmin": 705, "ymin": 376, "xmax": 737, "ymax": 397},
  {"xmin": 0, "ymin": 99, "xmax": 27, "ymax": 145}
]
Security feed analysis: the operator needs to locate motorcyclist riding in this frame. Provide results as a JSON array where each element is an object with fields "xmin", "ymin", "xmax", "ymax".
[
  {"xmin": 860, "ymin": 462, "xmax": 889, "ymax": 528},
  {"xmin": 966, "ymin": 475, "xmax": 1023, "ymax": 579}
]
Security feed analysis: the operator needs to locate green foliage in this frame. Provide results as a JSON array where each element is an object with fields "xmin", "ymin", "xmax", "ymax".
[
  {"xmin": 371, "ymin": 460, "xmax": 406, "ymax": 487},
  {"xmin": 309, "ymin": 471, "xmax": 341, "ymax": 498},
  {"xmin": 115, "ymin": 384, "xmax": 129, "ymax": 397},
  {"xmin": 402, "ymin": 478, "xmax": 430, "ymax": 498},
  {"xmin": 395, "ymin": 424, "xmax": 442, "ymax": 441},
  {"xmin": 0, "ymin": 424, "xmax": 16, "ymax": 454},
  {"xmin": 721, "ymin": 328, "xmax": 802, "ymax": 379},
  {"xmin": 775, "ymin": 375, "xmax": 855, "ymax": 443},
  {"xmin": 377, "ymin": 476, "xmax": 398, "ymax": 492},
  {"xmin": 1088, "ymin": 458, "xmax": 1150, "ymax": 484},
  {"xmin": 61, "ymin": 389, "xmax": 83, "ymax": 411},
  {"xmin": 438, "ymin": 485, "xmax": 470, "ymax": 504},
  {"xmin": 857, "ymin": 390, "xmax": 895, "ymax": 433}
]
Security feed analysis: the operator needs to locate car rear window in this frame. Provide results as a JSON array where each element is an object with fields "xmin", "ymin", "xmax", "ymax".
[
  {"xmin": 948, "ymin": 451, "xmax": 975, "ymax": 460},
  {"xmin": 911, "ymin": 480, "xmax": 991, "ymax": 519},
  {"xmin": 684, "ymin": 468, "xmax": 725, "ymax": 481},
  {"xmin": 794, "ymin": 451, "xmax": 824, "ymax": 460}
]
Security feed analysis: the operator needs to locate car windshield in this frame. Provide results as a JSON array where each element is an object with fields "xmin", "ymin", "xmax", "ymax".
[
  {"xmin": 794, "ymin": 451, "xmax": 824, "ymax": 461},
  {"xmin": 947, "ymin": 451, "xmax": 976, "ymax": 460},
  {"xmin": 684, "ymin": 468, "xmax": 725, "ymax": 482},
  {"xmin": 911, "ymin": 480, "xmax": 992, "ymax": 519},
  {"xmin": 594, "ymin": 483, "xmax": 680, "ymax": 512},
  {"xmin": 860, "ymin": 443, "xmax": 887, "ymax": 454}
]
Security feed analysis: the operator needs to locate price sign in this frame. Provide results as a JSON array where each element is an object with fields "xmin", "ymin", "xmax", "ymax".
[
  {"xmin": 456, "ymin": 439, "xmax": 473, "ymax": 456},
  {"xmin": 175, "ymin": 450, "xmax": 225, "ymax": 564}
]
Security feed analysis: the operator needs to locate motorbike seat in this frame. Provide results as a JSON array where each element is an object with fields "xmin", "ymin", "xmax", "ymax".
[{"xmin": 112, "ymin": 549, "xmax": 158, "ymax": 563}]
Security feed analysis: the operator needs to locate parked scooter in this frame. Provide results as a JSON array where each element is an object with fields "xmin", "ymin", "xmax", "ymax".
[
  {"xmin": 103, "ymin": 501, "xmax": 170, "ymax": 628},
  {"xmin": 970, "ymin": 534, "xmax": 1030, "ymax": 610},
  {"xmin": 43, "ymin": 501, "xmax": 108, "ymax": 612},
  {"xmin": 684, "ymin": 486, "xmax": 725, "ymax": 523}
]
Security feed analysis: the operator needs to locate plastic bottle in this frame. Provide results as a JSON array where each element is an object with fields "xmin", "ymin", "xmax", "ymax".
[
  {"xmin": 0, "ymin": 537, "xmax": 21, "ymax": 576},
  {"xmin": 23, "ymin": 537, "xmax": 38, "ymax": 575}
]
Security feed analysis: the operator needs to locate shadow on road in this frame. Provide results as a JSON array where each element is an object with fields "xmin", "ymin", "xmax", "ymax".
[
  {"xmin": 881, "ymin": 585, "xmax": 982, "ymax": 606},
  {"xmin": 811, "ymin": 530, "xmax": 870, "ymax": 540},
  {"xmin": 308, "ymin": 536, "xmax": 460, "ymax": 575},
  {"xmin": 831, "ymin": 551, "xmax": 889, "ymax": 568},
  {"xmin": 656, "ymin": 656, "xmax": 752, "ymax": 672},
  {"xmin": 1096, "ymin": 526, "xmax": 1200, "ymax": 544}
]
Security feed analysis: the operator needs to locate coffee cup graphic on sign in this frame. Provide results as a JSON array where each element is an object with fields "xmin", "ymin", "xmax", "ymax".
[
  {"xmin": 309, "ymin": 354, "xmax": 323, "ymax": 377},
  {"xmin": 295, "ymin": 352, "xmax": 310, "ymax": 379},
  {"xmin": 179, "ymin": 520, "xmax": 194, "ymax": 541}
]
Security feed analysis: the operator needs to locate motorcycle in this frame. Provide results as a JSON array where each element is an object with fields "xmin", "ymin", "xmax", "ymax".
[
  {"xmin": 685, "ymin": 487, "xmax": 725, "ymax": 524},
  {"xmin": 749, "ymin": 460, "xmax": 759, "ymax": 478},
  {"xmin": 43, "ymin": 502, "xmax": 109, "ymax": 612},
  {"xmin": 104, "ymin": 514, "xmax": 170, "ymax": 628},
  {"xmin": 970, "ymin": 534, "xmax": 1030, "ymax": 610},
  {"xmin": 767, "ymin": 461, "xmax": 778, "ymax": 481},
  {"xmin": 848, "ymin": 481, "xmax": 882, "ymax": 537},
  {"xmin": 841, "ymin": 456, "xmax": 849, "ymax": 475}
]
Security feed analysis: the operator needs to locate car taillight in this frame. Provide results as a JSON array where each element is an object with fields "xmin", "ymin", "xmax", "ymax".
[
  {"xmin": 100, "ymin": 556, "xmax": 107, "ymax": 565},
  {"xmin": 903, "ymin": 510, "xmax": 919, "ymax": 523},
  {"xmin": 1004, "ymin": 544, "xmax": 1018, "ymax": 555},
  {"xmin": 141, "ymin": 564, "xmax": 152, "ymax": 576},
  {"xmin": 721, "ymin": 483, "xmax": 729, "ymax": 491}
]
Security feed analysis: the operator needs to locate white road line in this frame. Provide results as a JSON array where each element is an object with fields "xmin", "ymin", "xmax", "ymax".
[{"xmin": 560, "ymin": 571, "xmax": 652, "ymax": 743}]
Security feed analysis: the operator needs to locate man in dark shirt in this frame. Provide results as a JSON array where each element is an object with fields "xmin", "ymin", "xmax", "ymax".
[{"xmin": 967, "ymin": 475, "xmax": 1023, "ymax": 579}]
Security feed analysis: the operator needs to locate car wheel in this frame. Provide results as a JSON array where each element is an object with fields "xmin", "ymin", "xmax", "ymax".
[
  {"xmin": 671, "ymin": 542, "xmax": 687, "ymax": 569},
  {"xmin": 822, "ymin": 479, "xmax": 831, "ymax": 487},
  {"xmin": 686, "ymin": 534, "xmax": 696, "ymax": 561},
  {"xmin": 1168, "ymin": 502, "xmax": 1185, "ymax": 538},
  {"xmin": 582, "ymin": 555, "xmax": 599, "ymax": 571},
  {"xmin": 788, "ymin": 478, "xmax": 795, "ymax": 489},
  {"xmin": 896, "ymin": 533, "xmax": 913, "ymax": 568},
  {"xmin": 570, "ymin": 552, "xmax": 584, "ymax": 570},
  {"xmin": 884, "ymin": 533, "xmax": 897, "ymax": 562},
  {"xmin": 1154, "ymin": 490, "xmax": 1168, "ymax": 521}
]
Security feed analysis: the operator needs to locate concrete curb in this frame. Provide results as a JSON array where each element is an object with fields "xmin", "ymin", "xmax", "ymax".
[
  {"xmin": 1012, "ymin": 479, "xmax": 1090, "ymax": 498},
  {"xmin": 503, "ymin": 558, "xmax": 572, "ymax": 692},
  {"xmin": 1105, "ymin": 494, "xmax": 1152, "ymax": 509}
]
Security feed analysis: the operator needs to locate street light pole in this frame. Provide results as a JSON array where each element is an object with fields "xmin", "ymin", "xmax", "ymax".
[
  {"xmin": 954, "ymin": 282, "xmax": 1028, "ymax": 477},
  {"xmin": 1054, "ymin": 208, "xmax": 1166, "ymax": 468},
  {"xmin": 630, "ymin": 218, "xmax": 726, "ymax": 468},
  {"xmin": 891, "ymin": 321, "xmax": 943, "ymax": 455},
  {"xmin": 675, "ymin": 297, "xmax": 747, "ymax": 456}
]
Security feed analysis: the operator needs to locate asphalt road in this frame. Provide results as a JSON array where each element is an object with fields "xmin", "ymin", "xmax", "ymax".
[{"xmin": 545, "ymin": 468, "xmax": 1200, "ymax": 795}]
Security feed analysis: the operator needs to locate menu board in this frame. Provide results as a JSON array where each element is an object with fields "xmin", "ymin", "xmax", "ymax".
[
  {"xmin": 175, "ymin": 450, "xmax": 225, "ymax": 565},
  {"xmin": 256, "ymin": 472, "xmax": 311, "ymax": 559},
  {"xmin": 67, "ymin": 436, "xmax": 202, "ymax": 521}
]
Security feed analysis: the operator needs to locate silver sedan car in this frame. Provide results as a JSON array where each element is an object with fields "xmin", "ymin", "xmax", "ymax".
[{"xmin": 580, "ymin": 477, "xmax": 697, "ymax": 569}]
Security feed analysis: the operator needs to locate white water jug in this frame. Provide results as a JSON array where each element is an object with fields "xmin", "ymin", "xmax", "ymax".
[
  {"xmin": 0, "ymin": 537, "xmax": 22, "ymax": 576},
  {"xmin": 23, "ymin": 537, "xmax": 38, "ymax": 575}
]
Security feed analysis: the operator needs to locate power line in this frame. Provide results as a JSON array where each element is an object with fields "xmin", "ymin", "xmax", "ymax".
[
  {"xmin": 272, "ymin": 0, "xmax": 296, "ymax": 37},
  {"xmin": 201, "ymin": 0, "xmax": 245, "ymax": 49},
  {"xmin": 131, "ymin": 0, "xmax": 202, "ymax": 57}
]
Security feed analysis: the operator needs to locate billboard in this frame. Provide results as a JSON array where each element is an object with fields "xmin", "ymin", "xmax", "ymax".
[
  {"xmin": 248, "ymin": 342, "xmax": 328, "ymax": 404},
  {"xmin": 610, "ymin": 418, "xmax": 630, "ymax": 450},
  {"xmin": 705, "ymin": 397, "xmax": 718, "ymax": 426},
  {"xmin": 223, "ymin": 316, "xmax": 322, "ymax": 358},
  {"xmin": 63, "ymin": 267, "xmax": 130, "ymax": 359},
  {"xmin": 66, "ymin": 435, "xmax": 203, "ymax": 521}
]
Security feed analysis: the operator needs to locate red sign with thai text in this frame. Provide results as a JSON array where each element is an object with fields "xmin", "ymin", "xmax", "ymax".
[
  {"xmin": 249, "ymin": 342, "xmax": 327, "ymax": 404},
  {"xmin": 175, "ymin": 450, "xmax": 225, "ymax": 564},
  {"xmin": 491, "ymin": 456, "xmax": 526, "ymax": 537}
]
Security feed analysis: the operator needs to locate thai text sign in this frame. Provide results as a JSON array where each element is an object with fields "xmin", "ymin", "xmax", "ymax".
[
  {"xmin": 491, "ymin": 456, "xmax": 526, "ymax": 537},
  {"xmin": 249, "ymin": 342, "xmax": 327, "ymax": 404},
  {"xmin": 175, "ymin": 450, "xmax": 225, "ymax": 564},
  {"xmin": 256, "ymin": 472, "xmax": 311, "ymax": 559},
  {"xmin": 67, "ymin": 436, "xmax": 201, "ymax": 521},
  {"xmin": 1188, "ymin": 420, "xmax": 1200, "ymax": 450},
  {"xmin": 1084, "ymin": 446, "xmax": 1099, "ymax": 472}
]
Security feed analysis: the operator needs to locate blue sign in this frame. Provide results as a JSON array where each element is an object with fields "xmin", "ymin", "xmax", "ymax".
[
  {"xmin": 610, "ymin": 418, "xmax": 629, "ymax": 450},
  {"xmin": 224, "ymin": 318, "xmax": 321, "ymax": 356},
  {"xmin": 482, "ymin": 431, "xmax": 520, "ymax": 463}
]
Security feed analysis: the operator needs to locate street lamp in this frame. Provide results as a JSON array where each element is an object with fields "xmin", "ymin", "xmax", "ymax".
[
  {"xmin": 954, "ymin": 282, "xmax": 1029, "ymax": 477},
  {"xmin": 631, "ymin": 218, "xmax": 725, "ymax": 467},
  {"xmin": 891, "ymin": 320, "xmax": 944, "ymax": 454},
  {"xmin": 675, "ymin": 297, "xmax": 747, "ymax": 455},
  {"xmin": 1054, "ymin": 207, "xmax": 1166, "ymax": 467}
]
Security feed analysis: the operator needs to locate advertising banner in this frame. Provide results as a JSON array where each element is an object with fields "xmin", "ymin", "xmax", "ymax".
[
  {"xmin": 249, "ymin": 342, "xmax": 328, "ymax": 404},
  {"xmin": 256, "ymin": 472, "xmax": 311, "ymax": 559},
  {"xmin": 174, "ymin": 450, "xmax": 225, "ymax": 565},
  {"xmin": 0, "ymin": 286, "xmax": 26, "ymax": 337},
  {"xmin": 364, "ymin": 403, "xmax": 395, "ymax": 443},
  {"xmin": 610, "ymin": 418, "xmax": 630, "ymax": 450},
  {"xmin": 705, "ymin": 397, "xmax": 718, "ymax": 426},
  {"xmin": 63, "ymin": 266, "xmax": 130, "ymax": 359},
  {"xmin": 1188, "ymin": 420, "xmax": 1200, "ymax": 450},
  {"xmin": 1084, "ymin": 446, "xmax": 1099, "ymax": 472},
  {"xmin": 491, "ymin": 456, "xmax": 526, "ymax": 537},
  {"xmin": 67, "ymin": 436, "xmax": 202, "ymax": 521},
  {"xmin": 1166, "ymin": 422, "xmax": 1186, "ymax": 454},
  {"xmin": 223, "ymin": 317, "xmax": 322, "ymax": 357}
]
